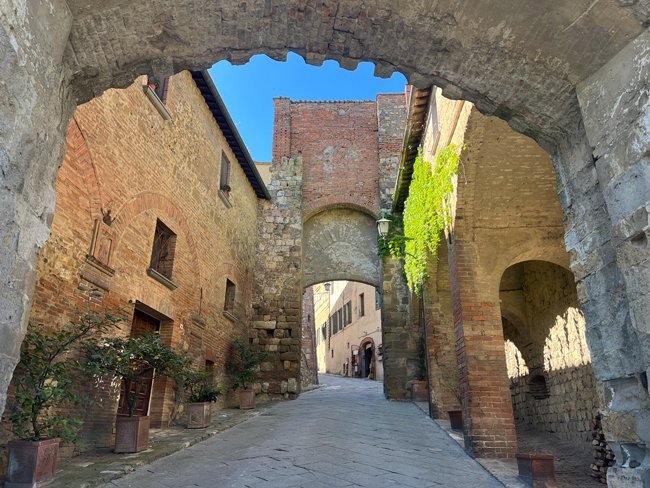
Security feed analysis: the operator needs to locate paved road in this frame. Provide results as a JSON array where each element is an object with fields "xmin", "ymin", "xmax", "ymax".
[{"xmin": 103, "ymin": 375, "xmax": 504, "ymax": 488}]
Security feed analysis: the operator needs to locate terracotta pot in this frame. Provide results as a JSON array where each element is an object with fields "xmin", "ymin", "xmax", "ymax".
[
  {"xmin": 5, "ymin": 438, "xmax": 60, "ymax": 488},
  {"xmin": 239, "ymin": 389, "xmax": 255, "ymax": 410},
  {"xmin": 448, "ymin": 410, "xmax": 463, "ymax": 430},
  {"xmin": 516, "ymin": 453, "xmax": 556, "ymax": 488},
  {"xmin": 410, "ymin": 380, "xmax": 429, "ymax": 402},
  {"xmin": 187, "ymin": 402, "xmax": 212, "ymax": 429},
  {"xmin": 114, "ymin": 415, "xmax": 150, "ymax": 453}
]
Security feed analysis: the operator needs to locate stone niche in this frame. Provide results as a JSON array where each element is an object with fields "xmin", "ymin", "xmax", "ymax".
[{"xmin": 302, "ymin": 208, "xmax": 380, "ymax": 288}]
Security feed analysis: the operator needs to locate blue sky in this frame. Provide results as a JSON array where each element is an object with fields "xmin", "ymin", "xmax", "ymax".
[{"xmin": 208, "ymin": 52, "xmax": 407, "ymax": 162}]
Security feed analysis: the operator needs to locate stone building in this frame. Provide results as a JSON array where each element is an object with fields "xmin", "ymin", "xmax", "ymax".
[
  {"xmin": 252, "ymin": 95, "xmax": 409, "ymax": 398},
  {"xmin": 2, "ymin": 70, "xmax": 268, "ymax": 451},
  {"xmin": 312, "ymin": 281, "xmax": 383, "ymax": 381},
  {"xmin": 394, "ymin": 87, "xmax": 600, "ymax": 463}
]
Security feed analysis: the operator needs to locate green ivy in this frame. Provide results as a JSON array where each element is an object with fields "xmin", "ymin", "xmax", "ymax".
[{"xmin": 401, "ymin": 144, "xmax": 461, "ymax": 293}]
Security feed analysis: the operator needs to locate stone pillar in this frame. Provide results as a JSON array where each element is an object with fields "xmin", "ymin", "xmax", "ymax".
[
  {"xmin": 0, "ymin": 1, "xmax": 74, "ymax": 416},
  {"xmin": 575, "ymin": 31, "xmax": 650, "ymax": 487},
  {"xmin": 252, "ymin": 156, "xmax": 303, "ymax": 397},
  {"xmin": 300, "ymin": 287, "xmax": 318, "ymax": 388},
  {"xmin": 381, "ymin": 255, "xmax": 417, "ymax": 399},
  {"xmin": 448, "ymin": 238, "xmax": 518, "ymax": 458}
]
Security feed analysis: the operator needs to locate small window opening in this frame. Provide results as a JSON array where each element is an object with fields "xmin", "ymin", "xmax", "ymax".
[
  {"xmin": 529, "ymin": 374, "xmax": 550, "ymax": 400},
  {"xmin": 345, "ymin": 301, "xmax": 352, "ymax": 326},
  {"xmin": 358, "ymin": 293, "xmax": 365, "ymax": 317},
  {"xmin": 150, "ymin": 219, "xmax": 177, "ymax": 280},
  {"xmin": 220, "ymin": 152, "xmax": 232, "ymax": 193},
  {"xmin": 224, "ymin": 279, "xmax": 236, "ymax": 313}
]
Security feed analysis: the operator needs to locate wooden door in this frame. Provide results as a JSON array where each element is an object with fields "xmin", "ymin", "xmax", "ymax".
[{"xmin": 117, "ymin": 309, "xmax": 161, "ymax": 416}]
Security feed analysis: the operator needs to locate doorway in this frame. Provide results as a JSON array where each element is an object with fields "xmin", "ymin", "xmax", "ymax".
[{"xmin": 117, "ymin": 309, "xmax": 161, "ymax": 416}]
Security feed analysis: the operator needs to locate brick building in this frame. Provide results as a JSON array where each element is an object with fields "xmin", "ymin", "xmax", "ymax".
[
  {"xmin": 2, "ymin": 71, "xmax": 268, "ymax": 451},
  {"xmin": 394, "ymin": 88, "xmax": 600, "ymax": 465}
]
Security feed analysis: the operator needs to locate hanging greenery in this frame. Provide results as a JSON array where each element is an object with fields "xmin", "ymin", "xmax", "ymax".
[{"xmin": 380, "ymin": 144, "xmax": 461, "ymax": 293}]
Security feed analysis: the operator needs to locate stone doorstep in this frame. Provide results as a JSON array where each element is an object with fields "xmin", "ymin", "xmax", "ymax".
[{"xmin": 46, "ymin": 403, "xmax": 277, "ymax": 488}]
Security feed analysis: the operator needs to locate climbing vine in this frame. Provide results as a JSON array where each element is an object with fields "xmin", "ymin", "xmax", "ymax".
[{"xmin": 380, "ymin": 144, "xmax": 462, "ymax": 294}]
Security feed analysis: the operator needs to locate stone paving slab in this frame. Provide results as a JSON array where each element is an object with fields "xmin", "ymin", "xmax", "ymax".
[
  {"xmin": 100, "ymin": 375, "xmax": 504, "ymax": 488},
  {"xmin": 49, "ymin": 406, "xmax": 271, "ymax": 488}
]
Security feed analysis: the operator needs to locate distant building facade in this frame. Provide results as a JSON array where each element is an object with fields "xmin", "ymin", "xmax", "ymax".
[{"xmin": 313, "ymin": 281, "xmax": 383, "ymax": 381}]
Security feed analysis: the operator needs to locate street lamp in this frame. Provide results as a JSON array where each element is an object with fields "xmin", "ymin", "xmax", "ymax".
[
  {"xmin": 324, "ymin": 282, "xmax": 331, "ymax": 292},
  {"xmin": 376, "ymin": 217, "xmax": 391, "ymax": 238}
]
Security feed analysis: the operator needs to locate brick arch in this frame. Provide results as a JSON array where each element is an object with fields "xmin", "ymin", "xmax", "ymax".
[
  {"xmin": 66, "ymin": 117, "xmax": 104, "ymax": 222},
  {"xmin": 303, "ymin": 202, "xmax": 378, "ymax": 223},
  {"xmin": 110, "ymin": 192, "xmax": 201, "ymax": 281}
]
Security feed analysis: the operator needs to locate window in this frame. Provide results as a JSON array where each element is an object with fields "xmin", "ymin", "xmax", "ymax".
[
  {"xmin": 345, "ymin": 301, "xmax": 352, "ymax": 326},
  {"xmin": 375, "ymin": 288, "xmax": 381, "ymax": 310},
  {"xmin": 358, "ymin": 293, "xmax": 365, "ymax": 317},
  {"xmin": 220, "ymin": 152, "xmax": 231, "ymax": 192},
  {"xmin": 321, "ymin": 324, "xmax": 327, "ymax": 341},
  {"xmin": 337, "ymin": 309, "xmax": 343, "ymax": 330},
  {"xmin": 149, "ymin": 219, "xmax": 177, "ymax": 280},
  {"xmin": 224, "ymin": 279, "xmax": 236, "ymax": 313},
  {"xmin": 331, "ymin": 313, "xmax": 337, "ymax": 334}
]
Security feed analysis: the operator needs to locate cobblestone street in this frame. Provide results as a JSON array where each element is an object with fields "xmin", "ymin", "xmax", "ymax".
[{"xmin": 101, "ymin": 375, "xmax": 503, "ymax": 488}]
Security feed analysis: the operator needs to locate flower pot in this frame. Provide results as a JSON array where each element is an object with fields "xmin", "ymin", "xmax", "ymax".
[
  {"xmin": 187, "ymin": 402, "xmax": 212, "ymax": 429},
  {"xmin": 410, "ymin": 380, "xmax": 429, "ymax": 402},
  {"xmin": 239, "ymin": 389, "xmax": 255, "ymax": 410},
  {"xmin": 114, "ymin": 415, "xmax": 150, "ymax": 453},
  {"xmin": 5, "ymin": 438, "xmax": 60, "ymax": 488},
  {"xmin": 448, "ymin": 410, "xmax": 463, "ymax": 430},
  {"xmin": 516, "ymin": 453, "xmax": 556, "ymax": 487}
]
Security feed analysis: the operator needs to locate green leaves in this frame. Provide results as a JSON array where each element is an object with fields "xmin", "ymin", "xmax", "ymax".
[
  {"xmin": 9, "ymin": 310, "xmax": 121, "ymax": 441},
  {"xmin": 402, "ymin": 145, "xmax": 461, "ymax": 293},
  {"xmin": 226, "ymin": 339, "xmax": 266, "ymax": 391}
]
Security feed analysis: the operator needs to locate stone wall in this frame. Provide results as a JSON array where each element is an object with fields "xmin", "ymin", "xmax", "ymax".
[
  {"xmin": 252, "ymin": 156, "xmax": 303, "ymax": 398},
  {"xmin": 300, "ymin": 288, "xmax": 318, "ymax": 389},
  {"xmin": 502, "ymin": 261, "xmax": 599, "ymax": 445},
  {"xmin": 1, "ymin": 71, "xmax": 262, "ymax": 450}
]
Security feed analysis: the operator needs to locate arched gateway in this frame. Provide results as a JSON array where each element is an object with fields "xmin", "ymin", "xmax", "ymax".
[{"xmin": 1, "ymin": 2, "xmax": 648, "ymax": 484}]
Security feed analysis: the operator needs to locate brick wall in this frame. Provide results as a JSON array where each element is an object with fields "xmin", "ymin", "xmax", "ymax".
[
  {"xmin": 290, "ymin": 100, "xmax": 381, "ymax": 218},
  {"xmin": 4, "ymin": 71, "xmax": 262, "ymax": 450}
]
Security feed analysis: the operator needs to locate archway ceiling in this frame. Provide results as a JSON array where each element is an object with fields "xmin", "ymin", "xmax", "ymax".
[{"xmin": 65, "ymin": 1, "xmax": 646, "ymax": 144}]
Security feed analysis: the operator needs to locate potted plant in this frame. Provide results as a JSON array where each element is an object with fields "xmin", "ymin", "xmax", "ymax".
[
  {"xmin": 5, "ymin": 308, "xmax": 120, "ymax": 487},
  {"xmin": 226, "ymin": 339, "xmax": 265, "ymax": 410},
  {"xmin": 410, "ymin": 337, "xmax": 429, "ymax": 402},
  {"xmin": 220, "ymin": 184, "xmax": 232, "ymax": 197},
  {"xmin": 85, "ymin": 332, "xmax": 185, "ymax": 453},
  {"xmin": 183, "ymin": 368, "xmax": 224, "ymax": 429}
]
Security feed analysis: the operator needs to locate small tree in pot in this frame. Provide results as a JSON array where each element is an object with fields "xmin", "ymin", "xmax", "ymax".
[
  {"xmin": 5, "ymin": 309, "xmax": 120, "ymax": 487},
  {"xmin": 85, "ymin": 332, "xmax": 186, "ymax": 453},
  {"xmin": 226, "ymin": 339, "xmax": 265, "ymax": 410},
  {"xmin": 181, "ymin": 368, "xmax": 224, "ymax": 428}
]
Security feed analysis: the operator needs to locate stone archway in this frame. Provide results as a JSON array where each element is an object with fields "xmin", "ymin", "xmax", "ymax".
[
  {"xmin": 303, "ymin": 208, "xmax": 381, "ymax": 289},
  {"xmin": 2, "ymin": 3, "xmax": 649, "ymax": 482}
]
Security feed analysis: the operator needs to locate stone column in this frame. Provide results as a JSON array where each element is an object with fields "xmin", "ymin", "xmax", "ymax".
[
  {"xmin": 447, "ymin": 237, "xmax": 518, "ymax": 458},
  {"xmin": 0, "ymin": 1, "xmax": 74, "ymax": 416},
  {"xmin": 381, "ymin": 255, "xmax": 417, "ymax": 399},
  {"xmin": 575, "ymin": 31, "xmax": 650, "ymax": 487},
  {"xmin": 252, "ymin": 156, "xmax": 303, "ymax": 398}
]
